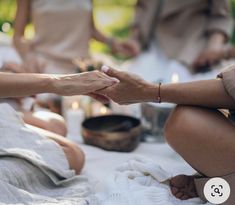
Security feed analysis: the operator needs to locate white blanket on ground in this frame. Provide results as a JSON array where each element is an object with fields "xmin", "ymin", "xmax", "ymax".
[
  {"xmin": 96, "ymin": 156, "xmax": 210, "ymax": 205},
  {"xmin": 0, "ymin": 104, "xmax": 98, "ymax": 205},
  {"xmin": 0, "ymin": 103, "xmax": 210, "ymax": 205}
]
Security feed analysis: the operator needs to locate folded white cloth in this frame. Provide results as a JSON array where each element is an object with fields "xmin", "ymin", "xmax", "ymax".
[
  {"xmin": 97, "ymin": 156, "xmax": 211, "ymax": 205},
  {"xmin": 0, "ymin": 103, "xmax": 98, "ymax": 204}
]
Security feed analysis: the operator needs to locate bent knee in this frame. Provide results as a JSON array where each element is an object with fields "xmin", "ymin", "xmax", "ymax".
[
  {"xmin": 164, "ymin": 105, "xmax": 197, "ymax": 144},
  {"xmin": 63, "ymin": 142, "xmax": 85, "ymax": 175}
]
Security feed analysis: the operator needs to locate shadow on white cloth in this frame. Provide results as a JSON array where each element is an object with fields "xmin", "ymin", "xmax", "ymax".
[
  {"xmin": 80, "ymin": 143, "xmax": 211, "ymax": 205},
  {"xmin": 95, "ymin": 156, "xmax": 211, "ymax": 205}
]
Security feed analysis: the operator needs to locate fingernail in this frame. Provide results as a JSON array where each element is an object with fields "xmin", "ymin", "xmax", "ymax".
[
  {"xmin": 111, "ymin": 77, "xmax": 120, "ymax": 83},
  {"xmin": 102, "ymin": 65, "xmax": 110, "ymax": 73}
]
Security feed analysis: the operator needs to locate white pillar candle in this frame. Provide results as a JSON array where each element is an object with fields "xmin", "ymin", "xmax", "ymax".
[
  {"xmin": 171, "ymin": 73, "xmax": 180, "ymax": 83},
  {"xmin": 66, "ymin": 102, "xmax": 85, "ymax": 142}
]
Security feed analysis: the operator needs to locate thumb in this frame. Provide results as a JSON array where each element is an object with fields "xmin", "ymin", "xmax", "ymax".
[{"xmin": 101, "ymin": 65, "xmax": 123, "ymax": 80}]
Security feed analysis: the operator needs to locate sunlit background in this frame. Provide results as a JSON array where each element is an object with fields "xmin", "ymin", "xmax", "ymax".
[
  {"xmin": 0, "ymin": 0, "xmax": 137, "ymax": 55},
  {"xmin": 2, "ymin": 0, "xmax": 235, "ymax": 56}
]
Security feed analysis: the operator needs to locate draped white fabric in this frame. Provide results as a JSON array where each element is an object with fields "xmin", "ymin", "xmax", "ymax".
[{"xmin": 0, "ymin": 104, "xmax": 97, "ymax": 204}]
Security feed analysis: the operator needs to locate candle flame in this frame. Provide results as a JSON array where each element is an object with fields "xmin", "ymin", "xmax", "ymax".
[
  {"xmin": 171, "ymin": 73, "xmax": 179, "ymax": 83},
  {"xmin": 72, "ymin": 102, "xmax": 79, "ymax": 109},
  {"xmin": 100, "ymin": 106, "xmax": 108, "ymax": 115}
]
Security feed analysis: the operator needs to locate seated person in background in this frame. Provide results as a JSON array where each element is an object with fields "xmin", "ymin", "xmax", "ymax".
[
  {"xmin": 118, "ymin": 0, "xmax": 233, "ymax": 76},
  {"xmin": 196, "ymin": 45, "xmax": 235, "ymax": 65},
  {"xmin": 0, "ymin": 70, "xmax": 118, "ymax": 174},
  {"xmin": 13, "ymin": 0, "xmax": 136, "ymax": 74},
  {"xmin": 96, "ymin": 65, "xmax": 235, "ymax": 203},
  {"xmin": 12, "ymin": 0, "xmax": 137, "ymax": 116}
]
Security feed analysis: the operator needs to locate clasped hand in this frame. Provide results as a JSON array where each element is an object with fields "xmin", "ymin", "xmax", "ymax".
[{"xmin": 91, "ymin": 66, "xmax": 157, "ymax": 105}]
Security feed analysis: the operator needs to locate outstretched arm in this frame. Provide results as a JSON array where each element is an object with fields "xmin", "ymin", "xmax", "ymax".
[
  {"xmin": 0, "ymin": 71, "xmax": 118, "ymax": 98},
  {"xmin": 97, "ymin": 66, "xmax": 235, "ymax": 109},
  {"xmin": 91, "ymin": 12, "xmax": 140, "ymax": 57},
  {"xmin": 13, "ymin": 0, "xmax": 31, "ymax": 59},
  {"xmin": 161, "ymin": 79, "xmax": 235, "ymax": 109}
]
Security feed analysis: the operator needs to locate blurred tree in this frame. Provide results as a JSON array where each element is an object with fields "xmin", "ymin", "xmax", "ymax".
[
  {"xmin": 0, "ymin": 0, "xmax": 16, "ymax": 34},
  {"xmin": 2, "ymin": 0, "xmax": 235, "ymax": 51},
  {"xmin": 93, "ymin": 0, "xmax": 137, "ymax": 6}
]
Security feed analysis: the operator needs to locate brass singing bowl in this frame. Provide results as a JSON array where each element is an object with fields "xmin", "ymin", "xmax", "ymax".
[{"xmin": 82, "ymin": 114, "xmax": 141, "ymax": 152}]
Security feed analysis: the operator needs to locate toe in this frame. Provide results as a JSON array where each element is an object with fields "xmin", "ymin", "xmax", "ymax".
[
  {"xmin": 175, "ymin": 192, "xmax": 184, "ymax": 199},
  {"xmin": 181, "ymin": 194, "xmax": 190, "ymax": 200},
  {"xmin": 170, "ymin": 175, "xmax": 188, "ymax": 188},
  {"xmin": 171, "ymin": 186, "xmax": 179, "ymax": 195}
]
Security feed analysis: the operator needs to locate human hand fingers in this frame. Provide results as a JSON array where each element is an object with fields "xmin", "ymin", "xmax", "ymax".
[
  {"xmin": 101, "ymin": 65, "xmax": 128, "ymax": 81},
  {"xmin": 121, "ymin": 40, "xmax": 141, "ymax": 56},
  {"xmin": 80, "ymin": 71, "xmax": 119, "ymax": 93},
  {"xmin": 87, "ymin": 92, "xmax": 110, "ymax": 104}
]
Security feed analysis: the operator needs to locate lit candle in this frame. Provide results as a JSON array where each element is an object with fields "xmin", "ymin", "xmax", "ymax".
[
  {"xmin": 171, "ymin": 73, "xmax": 180, "ymax": 83},
  {"xmin": 66, "ymin": 102, "xmax": 85, "ymax": 142},
  {"xmin": 91, "ymin": 102, "xmax": 110, "ymax": 116},
  {"xmin": 100, "ymin": 106, "xmax": 108, "ymax": 115}
]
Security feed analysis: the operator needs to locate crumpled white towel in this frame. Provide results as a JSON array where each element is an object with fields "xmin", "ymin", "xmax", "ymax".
[{"xmin": 97, "ymin": 156, "xmax": 211, "ymax": 205}]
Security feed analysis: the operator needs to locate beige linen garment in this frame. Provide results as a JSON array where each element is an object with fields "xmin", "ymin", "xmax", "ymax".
[
  {"xmin": 31, "ymin": 0, "xmax": 92, "ymax": 74},
  {"xmin": 220, "ymin": 65, "xmax": 235, "ymax": 100},
  {"xmin": 133, "ymin": 0, "xmax": 233, "ymax": 66}
]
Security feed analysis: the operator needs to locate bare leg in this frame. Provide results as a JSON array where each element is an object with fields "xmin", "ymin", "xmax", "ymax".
[
  {"xmin": 26, "ymin": 124, "xmax": 84, "ymax": 174},
  {"xmin": 164, "ymin": 105, "xmax": 235, "ymax": 199},
  {"xmin": 23, "ymin": 111, "xmax": 67, "ymax": 136}
]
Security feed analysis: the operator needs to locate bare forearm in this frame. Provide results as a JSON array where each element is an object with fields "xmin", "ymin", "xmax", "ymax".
[
  {"xmin": 91, "ymin": 14, "xmax": 113, "ymax": 45},
  {"xmin": 14, "ymin": 0, "xmax": 31, "ymax": 58},
  {"xmin": 0, "ymin": 73, "xmax": 55, "ymax": 97},
  {"xmin": 0, "ymin": 71, "xmax": 117, "ymax": 98},
  {"xmin": 146, "ymin": 79, "xmax": 235, "ymax": 109},
  {"xmin": 92, "ymin": 27, "xmax": 112, "ymax": 45}
]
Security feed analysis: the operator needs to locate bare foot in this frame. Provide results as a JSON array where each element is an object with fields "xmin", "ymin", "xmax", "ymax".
[{"xmin": 170, "ymin": 175, "xmax": 198, "ymax": 200}]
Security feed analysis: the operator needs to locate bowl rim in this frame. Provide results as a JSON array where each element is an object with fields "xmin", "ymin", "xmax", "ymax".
[{"xmin": 82, "ymin": 114, "xmax": 141, "ymax": 133}]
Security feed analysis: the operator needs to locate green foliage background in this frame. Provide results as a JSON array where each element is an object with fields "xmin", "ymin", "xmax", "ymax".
[
  {"xmin": 0, "ymin": 0, "xmax": 16, "ymax": 35},
  {"xmin": 0, "ymin": 0, "xmax": 136, "ymax": 54},
  {"xmin": 1, "ymin": 0, "xmax": 235, "ymax": 49}
]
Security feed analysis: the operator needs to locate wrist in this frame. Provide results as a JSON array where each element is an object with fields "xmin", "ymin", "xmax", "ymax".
[
  {"xmin": 47, "ymin": 75, "xmax": 61, "ymax": 94},
  {"xmin": 143, "ymin": 83, "xmax": 159, "ymax": 102}
]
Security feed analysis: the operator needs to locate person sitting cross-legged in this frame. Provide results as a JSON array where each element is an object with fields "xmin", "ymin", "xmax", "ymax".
[{"xmin": 94, "ymin": 65, "xmax": 235, "ymax": 204}]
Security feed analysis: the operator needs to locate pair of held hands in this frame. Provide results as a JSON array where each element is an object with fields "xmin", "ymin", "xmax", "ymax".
[{"xmin": 55, "ymin": 66, "xmax": 156, "ymax": 105}]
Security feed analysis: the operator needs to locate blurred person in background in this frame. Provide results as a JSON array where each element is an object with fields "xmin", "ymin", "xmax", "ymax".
[
  {"xmin": 117, "ymin": 0, "xmax": 233, "ymax": 83},
  {"xmin": 13, "ymin": 0, "xmax": 137, "ymax": 74},
  {"xmin": 12, "ymin": 0, "xmax": 138, "ymax": 121},
  {"xmin": 97, "ymin": 65, "xmax": 235, "ymax": 203}
]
